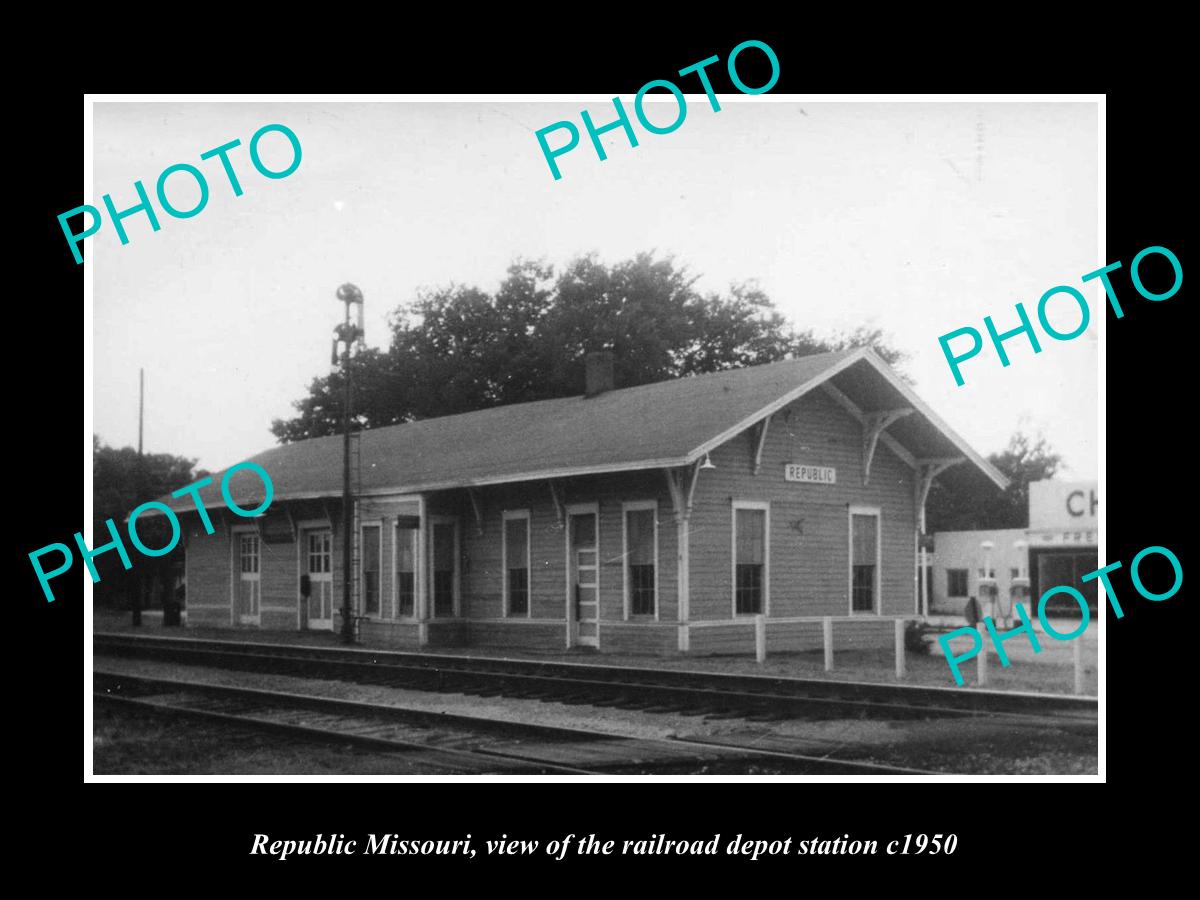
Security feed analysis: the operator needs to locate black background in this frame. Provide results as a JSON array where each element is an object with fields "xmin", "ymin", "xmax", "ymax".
[{"xmin": 15, "ymin": 22, "xmax": 1188, "ymax": 886}]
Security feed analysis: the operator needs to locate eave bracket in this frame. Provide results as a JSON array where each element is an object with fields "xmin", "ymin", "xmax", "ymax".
[
  {"xmin": 863, "ymin": 408, "xmax": 913, "ymax": 485},
  {"xmin": 752, "ymin": 414, "xmax": 773, "ymax": 475}
]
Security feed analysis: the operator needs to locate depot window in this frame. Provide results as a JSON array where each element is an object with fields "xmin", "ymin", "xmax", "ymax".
[
  {"xmin": 361, "ymin": 523, "xmax": 381, "ymax": 616},
  {"xmin": 430, "ymin": 518, "xmax": 459, "ymax": 618},
  {"xmin": 395, "ymin": 522, "xmax": 418, "ymax": 618},
  {"xmin": 503, "ymin": 510, "xmax": 531, "ymax": 617},
  {"xmin": 850, "ymin": 507, "xmax": 881, "ymax": 614},
  {"xmin": 623, "ymin": 502, "xmax": 658, "ymax": 618},
  {"xmin": 732, "ymin": 502, "xmax": 769, "ymax": 616}
]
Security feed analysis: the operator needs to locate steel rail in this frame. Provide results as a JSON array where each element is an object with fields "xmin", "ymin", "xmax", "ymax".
[{"xmin": 93, "ymin": 671, "xmax": 943, "ymax": 776}]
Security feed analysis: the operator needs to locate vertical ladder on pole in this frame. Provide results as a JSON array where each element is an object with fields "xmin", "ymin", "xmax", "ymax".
[{"xmin": 349, "ymin": 429, "xmax": 363, "ymax": 617}]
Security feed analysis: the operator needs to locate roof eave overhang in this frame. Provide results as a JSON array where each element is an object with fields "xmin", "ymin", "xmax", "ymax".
[
  {"xmin": 684, "ymin": 346, "xmax": 1010, "ymax": 492},
  {"xmin": 160, "ymin": 458, "xmax": 695, "ymax": 512},
  {"xmin": 159, "ymin": 347, "xmax": 1007, "ymax": 509}
]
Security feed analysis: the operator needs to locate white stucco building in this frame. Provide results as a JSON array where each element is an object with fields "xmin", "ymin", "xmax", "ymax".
[{"xmin": 929, "ymin": 480, "xmax": 1097, "ymax": 618}]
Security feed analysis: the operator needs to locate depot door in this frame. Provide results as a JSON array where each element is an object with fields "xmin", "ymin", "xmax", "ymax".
[
  {"xmin": 304, "ymin": 530, "xmax": 334, "ymax": 630},
  {"xmin": 568, "ymin": 510, "xmax": 599, "ymax": 648},
  {"xmin": 235, "ymin": 533, "xmax": 261, "ymax": 625}
]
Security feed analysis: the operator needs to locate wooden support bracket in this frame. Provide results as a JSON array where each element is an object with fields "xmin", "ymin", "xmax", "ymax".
[
  {"xmin": 664, "ymin": 459, "xmax": 704, "ymax": 522},
  {"xmin": 466, "ymin": 488, "xmax": 484, "ymax": 536},
  {"xmin": 684, "ymin": 458, "xmax": 702, "ymax": 515},
  {"xmin": 751, "ymin": 414, "xmax": 773, "ymax": 475},
  {"xmin": 663, "ymin": 468, "xmax": 683, "ymax": 520},
  {"xmin": 548, "ymin": 480, "xmax": 565, "ymax": 527},
  {"xmin": 862, "ymin": 408, "xmax": 913, "ymax": 485},
  {"xmin": 914, "ymin": 457, "xmax": 965, "ymax": 532}
]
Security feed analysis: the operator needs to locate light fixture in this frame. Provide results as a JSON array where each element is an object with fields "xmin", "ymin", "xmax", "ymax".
[{"xmin": 700, "ymin": 453, "xmax": 716, "ymax": 470}]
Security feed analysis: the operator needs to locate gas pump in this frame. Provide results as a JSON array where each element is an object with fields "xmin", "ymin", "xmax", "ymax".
[
  {"xmin": 1006, "ymin": 539, "xmax": 1030, "ymax": 631},
  {"xmin": 977, "ymin": 539, "xmax": 1000, "ymax": 627}
]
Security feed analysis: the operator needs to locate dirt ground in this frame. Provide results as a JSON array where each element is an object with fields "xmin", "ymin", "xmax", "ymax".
[{"xmin": 93, "ymin": 704, "xmax": 459, "ymax": 775}]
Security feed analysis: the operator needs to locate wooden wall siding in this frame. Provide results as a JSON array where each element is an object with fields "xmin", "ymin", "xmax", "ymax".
[
  {"xmin": 462, "ymin": 622, "xmax": 677, "ymax": 654},
  {"xmin": 358, "ymin": 620, "xmax": 423, "ymax": 649},
  {"xmin": 185, "ymin": 607, "xmax": 228, "ymax": 628},
  {"xmin": 180, "ymin": 385, "xmax": 922, "ymax": 659},
  {"xmin": 184, "ymin": 506, "xmax": 346, "ymax": 630},
  {"xmin": 184, "ymin": 481, "xmax": 676, "ymax": 636},
  {"xmin": 467, "ymin": 621, "xmax": 565, "ymax": 651},
  {"xmin": 688, "ymin": 388, "xmax": 917, "ymax": 621},
  {"xmin": 450, "ymin": 472, "xmax": 678, "ymax": 626},
  {"xmin": 829, "ymin": 618, "xmax": 897, "ymax": 650},
  {"xmin": 357, "ymin": 498, "xmax": 421, "ymax": 519},
  {"xmin": 689, "ymin": 624, "xmax": 759, "ymax": 656},
  {"xmin": 426, "ymin": 621, "xmax": 468, "ymax": 646},
  {"xmin": 259, "ymin": 533, "xmax": 298, "ymax": 623},
  {"xmin": 261, "ymin": 609, "xmax": 296, "ymax": 631},
  {"xmin": 355, "ymin": 497, "xmax": 420, "ymax": 623},
  {"xmin": 184, "ymin": 519, "xmax": 231, "ymax": 617},
  {"xmin": 759, "ymin": 620, "xmax": 825, "ymax": 652},
  {"xmin": 602, "ymin": 623, "xmax": 678, "ymax": 654}
]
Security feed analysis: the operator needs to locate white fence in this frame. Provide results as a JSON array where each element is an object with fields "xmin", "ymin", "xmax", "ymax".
[
  {"xmin": 688, "ymin": 615, "xmax": 914, "ymax": 677},
  {"xmin": 688, "ymin": 614, "xmax": 1088, "ymax": 693}
]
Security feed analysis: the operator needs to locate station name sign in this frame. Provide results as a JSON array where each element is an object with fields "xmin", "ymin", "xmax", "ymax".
[{"xmin": 784, "ymin": 464, "xmax": 836, "ymax": 484}]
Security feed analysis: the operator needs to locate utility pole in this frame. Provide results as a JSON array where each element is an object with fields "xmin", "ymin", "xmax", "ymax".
[
  {"xmin": 132, "ymin": 368, "xmax": 144, "ymax": 627},
  {"xmin": 334, "ymin": 284, "xmax": 364, "ymax": 644}
]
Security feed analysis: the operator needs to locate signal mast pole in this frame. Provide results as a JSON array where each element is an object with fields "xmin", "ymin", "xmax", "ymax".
[{"xmin": 334, "ymin": 284, "xmax": 364, "ymax": 644}]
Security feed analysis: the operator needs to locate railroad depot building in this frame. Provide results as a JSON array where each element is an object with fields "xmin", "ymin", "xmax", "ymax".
[{"xmin": 166, "ymin": 347, "xmax": 1007, "ymax": 656}]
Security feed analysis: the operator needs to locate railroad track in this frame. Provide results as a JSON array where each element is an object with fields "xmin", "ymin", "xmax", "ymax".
[
  {"xmin": 93, "ymin": 632, "xmax": 1097, "ymax": 727},
  {"xmin": 94, "ymin": 671, "xmax": 941, "ymax": 775}
]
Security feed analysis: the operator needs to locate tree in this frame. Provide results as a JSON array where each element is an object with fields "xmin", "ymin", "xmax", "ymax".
[
  {"xmin": 925, "ymin": 431, "xmax": 1063, "ymax": 532},
  {"xmin": 92, "ymin": 436, "xmax": 209, "ymax": 608},
  {"xmin": 271, "ymin": 253, "xmax": 910, "ymax": 442}
]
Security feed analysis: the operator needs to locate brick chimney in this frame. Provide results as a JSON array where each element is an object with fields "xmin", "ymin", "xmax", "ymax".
[{"xmin": 584, "ymin": 350, "xmax": 615, "ymax": 397}]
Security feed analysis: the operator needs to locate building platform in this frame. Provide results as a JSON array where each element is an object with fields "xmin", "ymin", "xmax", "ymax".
[{"xmin": 93, "ymin": 609, "xmax": 1098, "ymax": 696}]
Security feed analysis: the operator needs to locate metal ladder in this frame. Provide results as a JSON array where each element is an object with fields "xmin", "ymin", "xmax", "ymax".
[{"xmin": 348, "ymin": 429, "xmax": 363, "ymax": 621}]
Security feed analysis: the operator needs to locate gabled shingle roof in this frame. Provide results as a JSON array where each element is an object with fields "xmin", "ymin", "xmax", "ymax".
[{"xmin": 163, "ymin": 347, "xmax": 1007, "ymax": 513}]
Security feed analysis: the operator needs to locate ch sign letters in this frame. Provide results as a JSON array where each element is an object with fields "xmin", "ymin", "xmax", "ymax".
[
  {"xmin": 1029, "ymin": 479, "xmax": 1097, "ymax": 530},
  {"xmin": 1066, "ymin": 489, "xmax": 1098, "ymax": 518}
]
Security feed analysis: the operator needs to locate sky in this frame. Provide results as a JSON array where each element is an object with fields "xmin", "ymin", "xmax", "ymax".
[{"xmin": 91, "ymin": 99, "xmax": 1099, "ymax": 478}]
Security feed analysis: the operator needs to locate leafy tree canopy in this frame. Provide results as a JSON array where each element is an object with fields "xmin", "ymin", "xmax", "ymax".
[
  {"xmin": 271, "ymin": 253, "xmax": 908, "ymax": 442},
  {"xmin": 93, "ymin": 435, "xmax": 207, "ymax": 523},
  {"xmin": 92, "ymin": 436, "xmax": 208, "ymax": 606}
]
